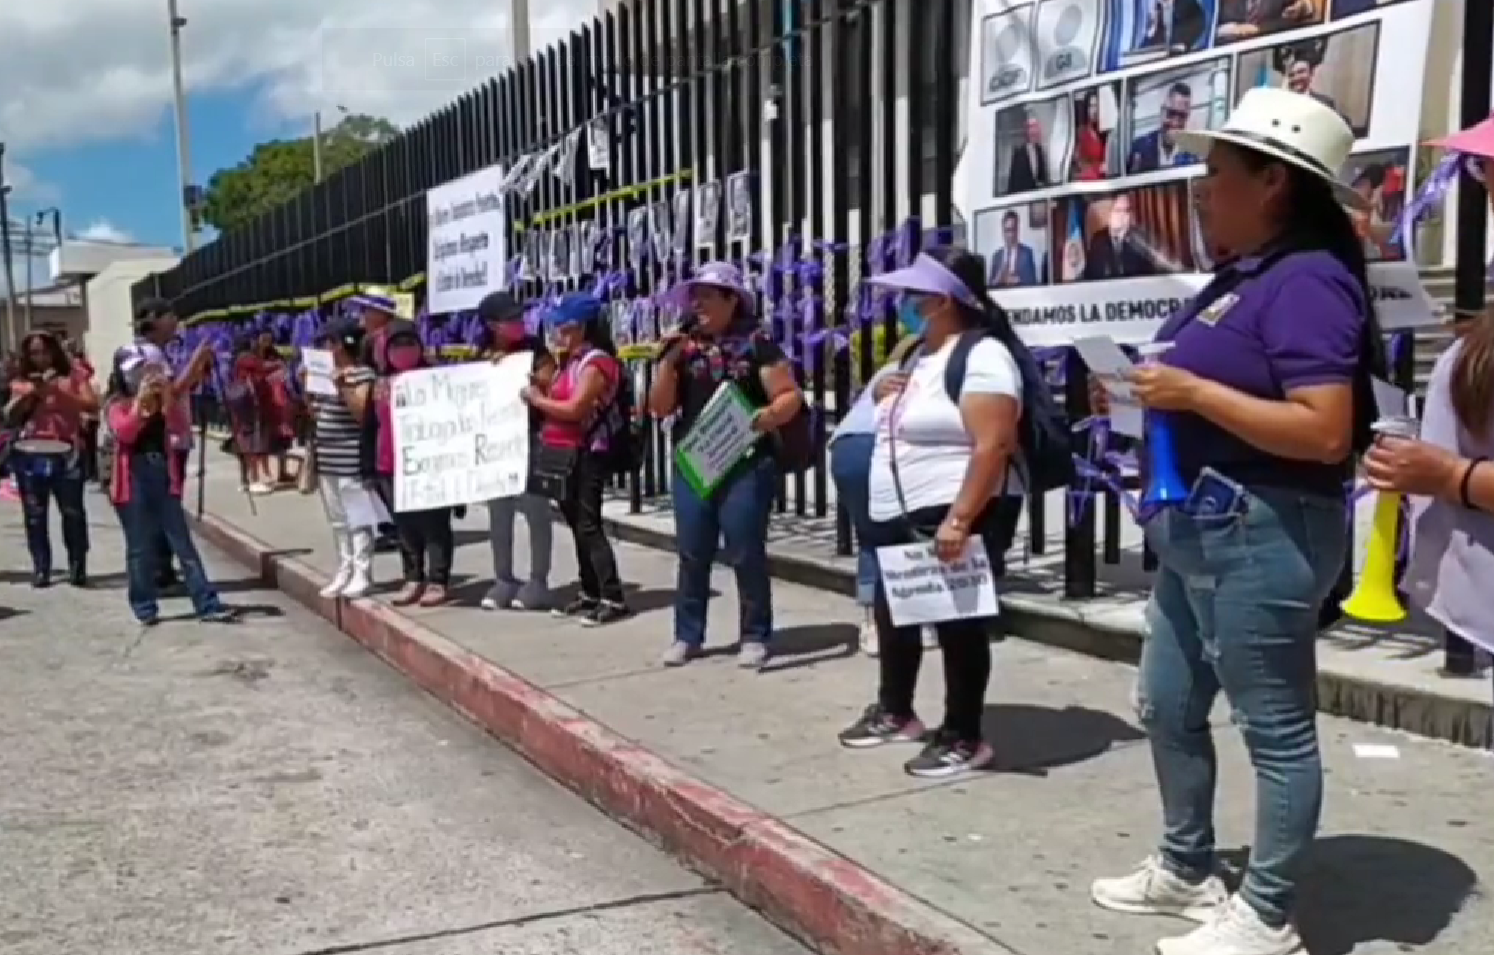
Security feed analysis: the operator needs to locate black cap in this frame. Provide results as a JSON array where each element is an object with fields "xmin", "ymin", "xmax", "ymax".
[
  {"xmin": 135, "ymin": 297, "xmax": 174, "ymax": 321},
  {"xmin": 317, "ymin": 316, "xmax": 365, "ymax": 348},
  {"xmin": 477, "ymin": 291, "xmax": 525, "ymax": 324}
]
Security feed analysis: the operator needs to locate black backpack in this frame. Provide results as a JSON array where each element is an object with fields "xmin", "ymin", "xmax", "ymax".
[
  {"xmin": 901, "ymin": 329, "xmax": 1073, "ymax": 493},
  {"xmin": 596, "ymin": 368, "xmax": 643, "ymax": 477}
]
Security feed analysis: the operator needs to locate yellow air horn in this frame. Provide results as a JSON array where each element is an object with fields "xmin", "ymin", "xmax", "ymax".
[{"xmin": 1340, "ymin": 416, "xmax": 1417, "ymax": 625}]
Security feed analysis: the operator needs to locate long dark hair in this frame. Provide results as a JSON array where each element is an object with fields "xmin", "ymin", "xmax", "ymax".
[
  {"xmin": 17, "ymin": 331, "xmax": 72, "ymax": 378},
  {"xmin": 1237, "ymin": 151, "xmax": 1388, "ymax": 380},
  {"xmin": 922, "ymin": 245, "xmax": 1020, "ymax": 345}
]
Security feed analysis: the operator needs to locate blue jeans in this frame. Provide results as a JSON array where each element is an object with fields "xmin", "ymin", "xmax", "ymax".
[
  {"xmin": 671, "ymin": 455, "xmax": 778, "ymax": 646},
  {"xmin": 829, "ymin": 434, "xmax": 878, "ymax": 607},
  {"xmin": 1140, "ymin": 485, "xmax": 1345, "ymax": 928},
  {"xmin": 117, "ymin": 453, "xmax": 225, "ymax": 622},
  {"xmin": 14, "ymin": 450, "xmax": 89, "ymax": 574}
]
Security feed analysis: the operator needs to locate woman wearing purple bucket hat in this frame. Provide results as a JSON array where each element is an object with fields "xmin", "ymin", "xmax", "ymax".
[
  {"xmin": 648, "ymin": 261, "xmax": 804, "ymax": 669},
  {"xmin": 835, "ymin": 246, "xmax": 1026, "ymax": 778}
]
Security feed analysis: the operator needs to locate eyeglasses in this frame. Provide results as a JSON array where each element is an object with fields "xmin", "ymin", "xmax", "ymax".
[{"xmin": 1163, "ymin": 108, "xmax": 1190, "ymax": 123}]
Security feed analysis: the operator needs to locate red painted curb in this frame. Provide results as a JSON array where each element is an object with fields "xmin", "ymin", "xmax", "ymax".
[{"xmin": 193, "ymin": 512, "xmax": 1015, "ymax": 955}]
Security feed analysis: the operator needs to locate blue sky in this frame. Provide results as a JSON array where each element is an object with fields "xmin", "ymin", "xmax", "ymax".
[{"xmin": 20, "ymin": 88, "xmax": 280, "ymax": 254}]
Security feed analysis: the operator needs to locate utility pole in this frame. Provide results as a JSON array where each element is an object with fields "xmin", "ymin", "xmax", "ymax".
[
  {"xmin": 0, "ymin": 143, "xmax": 18, "ymax": 351},
  {"xmin": 23, "ymin": 218, "xmax": 34, "ymax": 329},
  {"xmin": 511, "ymin": 0, "xmax": 531, "ymax": 63},
  {"xmin": 313, "ymin": 111, "xmax": 324, "ymax": 183},
  {"xmin": 167, "ymin": 0, "xmax": 196, "ymax": 253}
]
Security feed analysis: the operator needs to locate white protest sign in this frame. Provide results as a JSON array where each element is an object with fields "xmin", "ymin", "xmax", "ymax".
[
  {"xmin": 391, "ymin": 355, "xmax": 531, "ymax": 512},
  {"xmin": 1072, "ymin": 335, "xmax": 1143, "ymax": 438},
  {"xmin": 426, "ymin": 163, "xmax": 509, "ymax": 314},
  {"xmin": 877, "ymin": 539, "xmax": 1000, "ymax": 629},
  {"xmin": 955, "ymin": 0, "xmax": 1441, "ymax": 346},
  {"xmin": 673, "ymin": 382, "xmax": 759, "ymax": 497},
  {"xmin": 301, "ymin": 348, "xmax": 338, "ymax": 397}
]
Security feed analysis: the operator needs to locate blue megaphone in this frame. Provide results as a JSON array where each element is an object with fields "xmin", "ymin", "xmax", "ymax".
[{"xmin": 1141, "ymin": 410, "xmax": 1189, "ymax": 509}]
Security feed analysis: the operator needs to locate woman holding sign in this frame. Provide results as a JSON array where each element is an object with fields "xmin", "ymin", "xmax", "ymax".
[
  {"xmin": 834, "ymin": 247, "xmax": 1025, "ymax": 778},
  {"xmin": 1085, "ymin": 90, "xmax": 1386, "ymax": 955},
  {"xmin": 649, "ymin": 262, "xmax": 804, "ymax": 670},
  {"xmin": 370, "ymin": 327, "xmax": 456, "ymax": 608},
  {"xmin": 524, "ymin": 295, "xmax": 630, "ymax": 626}
]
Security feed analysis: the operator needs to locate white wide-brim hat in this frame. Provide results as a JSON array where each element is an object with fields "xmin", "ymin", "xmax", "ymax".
[{"xmin": 1176, "ymin": 87, "xmax": 1367, "ymax": 211}]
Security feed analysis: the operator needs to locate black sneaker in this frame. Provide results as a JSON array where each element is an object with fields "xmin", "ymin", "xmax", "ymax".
[
  {"xmin": 200, "ymin": 608, "xmax": 240, "ymax": 624},
  {"xmin": 31, "ymin": 571, "xmax": 51, "ymax": 589},
  {"xmin": 837, "ymin": 704, "xmax": 927, "ymax": 750},
  {"xmin": 903, "ymin": 729, "xmax": 994, "ymax": 778},
  {"xmin": 580, "ymin": 601, "xmax": 631, "ymax": 628},
  {"xmin": 552, "ymin": 596, "xmax": 598, "ymax": 619}
]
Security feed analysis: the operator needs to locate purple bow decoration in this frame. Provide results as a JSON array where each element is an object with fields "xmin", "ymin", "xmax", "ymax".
[{"xmin": 1393, "ymin": 151, "xmax": 1461, "ymax": 247}]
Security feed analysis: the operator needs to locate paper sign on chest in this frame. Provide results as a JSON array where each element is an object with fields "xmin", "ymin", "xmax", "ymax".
[{"xmin": 392, "ymin": 354, "xmax": 532, "ymax": 512}]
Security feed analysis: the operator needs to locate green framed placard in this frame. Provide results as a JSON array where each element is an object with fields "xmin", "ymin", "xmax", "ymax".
[{"xmin": 673, "ymin": 381, "xmax": 759, "ymax": 498}]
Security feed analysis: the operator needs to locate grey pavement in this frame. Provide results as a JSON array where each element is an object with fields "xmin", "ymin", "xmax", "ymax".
[
  {"xmin": 0, "ymin": 505, "xmax": 809, "ymax": 955},
  {"xmin": 184, "ymin": 452, "xmax": 1493, "ymax": 955}
]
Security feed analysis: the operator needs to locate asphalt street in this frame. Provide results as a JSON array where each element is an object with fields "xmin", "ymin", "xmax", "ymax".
[{"xmin": 0, "ymin": 507, "xmax": 810, "ymax": 955}]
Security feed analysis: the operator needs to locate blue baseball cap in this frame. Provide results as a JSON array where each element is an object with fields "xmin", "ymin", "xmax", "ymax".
[{"xmin": 544, "ymin": 294, "xmax": 603, "ymax": 329}]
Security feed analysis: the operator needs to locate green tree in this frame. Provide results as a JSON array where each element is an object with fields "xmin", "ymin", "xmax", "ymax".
[{"xmin": 199, "ymin": 113, "xmax": 399, "ymax": 231}]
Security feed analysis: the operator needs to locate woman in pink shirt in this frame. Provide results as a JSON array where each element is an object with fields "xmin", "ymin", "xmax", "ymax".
[
  {"xmin": 525, "ymin": 294, "xmax": 630, "ymax": 626},
  {"xmin": 5, "ymin": 331, "xmax": 98, "ymax": 586}
]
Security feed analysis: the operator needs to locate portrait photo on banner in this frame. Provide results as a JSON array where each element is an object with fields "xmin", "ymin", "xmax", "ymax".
[
  {"xmin": 981, "ymin": 2, "xmax": 1038, "ymax": 105},
  {"xmin": 1034, "ymin": 0, "xmax": 1102, "ymax": 89},
  {"xmin": 975, "ymin": 202, "xmax": 1052, "ymax": 289},
  {"xmin": 1234, "ymin": 20, "xmax": 1379, "ymax": 137},
  {"xmin": 1329, "ymin": 0, "xmax": 1409, "ymax": 19},
  {"xmin": 1099, "ymin": 0, "xmax": 1217, "ymax": 72},
  {"xmin": 1069, "ymin": 82, "xmax": 1125, "ymax": 181},
  {"xmin": 1343, "ymin": 146, "xmax": 1410, "ymax": 262},
  {"xmin": 1123, "ymin": 56, "xmax": 1232, "ymax": 175},
  {"xmin": 1050, "ymin": 180, "xmax": 1196, "ymax": 283},
  {"xmin": 1214, "ymin": 0, "xmax": 1326, "ymax": 46},
  {"xmin": 992, "ymin": 93, "xmax": 1072, "ymax": 197}
]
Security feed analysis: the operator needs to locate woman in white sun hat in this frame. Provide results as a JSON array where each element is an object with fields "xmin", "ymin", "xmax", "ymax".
[{"xmin": 1087, "ymin": 88, "xmax": 1388, "ymax": 955}]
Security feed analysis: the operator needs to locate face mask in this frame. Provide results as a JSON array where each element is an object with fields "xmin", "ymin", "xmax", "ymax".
[
  {"xmin": 897, "ymin": 298, "xmax": 927, "ymax": 336},
  {"xmin": 494, "ymin": 322, "xmax": 526, "ymax": 348},
  {"xmin": 387, "ymin": 346, "xmax": 421, "ymax": 372}
]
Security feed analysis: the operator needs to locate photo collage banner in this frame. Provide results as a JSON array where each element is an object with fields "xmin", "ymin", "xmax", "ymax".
[{"xmin": 960, "ymin": 0, "xmax": 1439, "ymax": 346}]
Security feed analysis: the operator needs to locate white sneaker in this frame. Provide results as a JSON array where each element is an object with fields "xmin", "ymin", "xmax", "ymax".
[
  {"xmin": 1091, "ymin": 857, "xmax": 1228, "ymax": 923},
  {"xmin": 920, "ymin": 625, "xmax": 939, "ymax": 649},
  {"xmin": 248, "ymin": 482, "xmax": 275, "ymax": 495},
  {"xmin": 1156, "ymin": 896, "xmax": 1306, "ymax": 955},
  {"xmin": 340, "ymin": 572, "xmax": 372, "ymax": 600},
  {"xmin": 859, "ymin": 618, "xmax": 879, "ymax": 657},
  {"xmin": 319, "ymin": 569, "xmax": 352, "ymax": 599}
]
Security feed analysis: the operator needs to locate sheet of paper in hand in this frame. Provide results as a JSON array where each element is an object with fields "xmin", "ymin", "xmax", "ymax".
[
  {"xmin": 301, "ymin": 348, "xmax": 338, "ymax": 397},
  {"xmin": 674, "ymin": 381, "xmax": 758, "ymax": 498},
  {"xmin": 876, "ymin": 539, "xmax": 1000, "ymax": 628},
  {"xmin": 392, "ymin": 354, "xmax": 531, "ymax": 512}
]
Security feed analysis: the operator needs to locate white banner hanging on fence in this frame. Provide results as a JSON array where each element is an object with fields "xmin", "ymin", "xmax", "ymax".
[
  {"xmin": 391, "ymin": 356, "xmax": 531, "ymax": 513},
  {"xmin": 426, "ymin": 164, "xmax": 509, "ymax": 314},
  {"xmin": 955, "ymin": 0, "xmax": 1441, "ymax": 347}
]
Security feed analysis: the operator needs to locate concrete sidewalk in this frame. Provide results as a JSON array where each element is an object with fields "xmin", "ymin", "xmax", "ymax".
[{"xmin": 186, "ymin": 455, "xmax": 1491, "ymax": 955}]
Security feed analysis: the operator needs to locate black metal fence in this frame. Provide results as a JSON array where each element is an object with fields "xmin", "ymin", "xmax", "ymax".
[{"xmin": 138, "ymin": 0, "xmax": 1427, "ymax": 609}]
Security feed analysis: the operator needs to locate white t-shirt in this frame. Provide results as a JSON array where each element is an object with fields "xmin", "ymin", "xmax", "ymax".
[{"xmin": 868, "ymin": 336, "xmax": 1024, "ymax": 522}]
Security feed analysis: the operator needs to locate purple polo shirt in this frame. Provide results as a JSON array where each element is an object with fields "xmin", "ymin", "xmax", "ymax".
[{"xmin": 1154, "ymin": 249, "xmax": 1365, "ymax": 496}]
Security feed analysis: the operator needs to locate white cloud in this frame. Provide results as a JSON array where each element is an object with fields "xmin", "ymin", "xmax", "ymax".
[
  {"xmin": 77, "ymin": 220, "xmax": 134, "ymax": 243},
  {"xmin": 1, "ymin": 157, "xmax": 58, "ymax": 201},
  {"xmin": 0, "ymin": 1, "xmax": 589, "ymax": 164}
]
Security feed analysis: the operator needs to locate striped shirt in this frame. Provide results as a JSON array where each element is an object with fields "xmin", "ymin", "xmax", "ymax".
[{"xmin": 310, "ymin": 365, "xmax": 375, "ymax": 476}]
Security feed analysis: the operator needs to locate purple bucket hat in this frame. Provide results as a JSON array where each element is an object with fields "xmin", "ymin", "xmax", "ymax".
[
  {"xmin": 663, "ymin": 261, "xmax": 756, "ymax": 313},
  {"xmin": 347, "ymin": 288, "xmax": 399, "ymax": 315},
  {"xmin": 864, "ymin": 252, "xmax": 982, "ymax": 310}
]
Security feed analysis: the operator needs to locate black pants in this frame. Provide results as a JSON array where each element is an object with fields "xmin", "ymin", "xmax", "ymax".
[
  {"xmin": 377, "ymin": 477, "xmax": 454, "ymax": 585},
  {"xmin": 558, "ymin": 451, "xmax": 625, "ymax": 603},
  {"xmin": 867, "ymin": 497, "xmax": 1023, "ymax": 743},
  {"xmin": 369, "ymin": 476, "xmax": 401, "ymax": 544}
]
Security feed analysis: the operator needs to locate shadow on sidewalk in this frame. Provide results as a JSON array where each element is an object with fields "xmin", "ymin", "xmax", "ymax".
[
  {"xmin": 1297, "ymin": 835, "xmax": 1478, "ymax": 955},
  {"xmin": 763, "ymin": 623, "xmax": 859, "ymax": 672},
  {"xmin": 983, "ymin": 703, "xmax": 1146, "ymax": 774}
]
